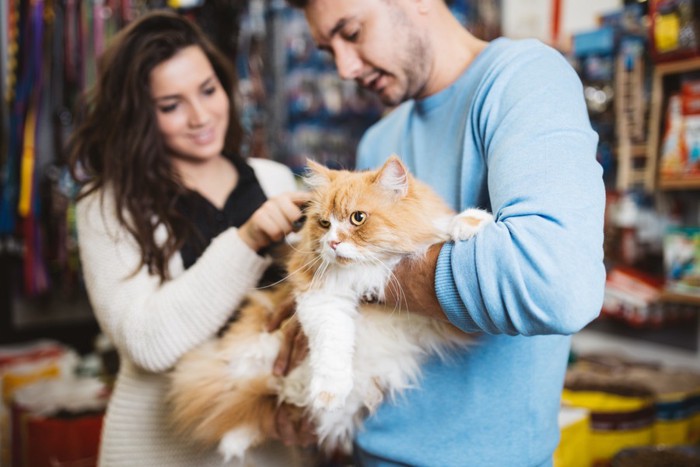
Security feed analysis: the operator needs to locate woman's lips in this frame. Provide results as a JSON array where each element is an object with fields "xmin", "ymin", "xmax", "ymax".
[{"xmin": 190, "ymin": 128, "xmax": 215, "ymax": 145}]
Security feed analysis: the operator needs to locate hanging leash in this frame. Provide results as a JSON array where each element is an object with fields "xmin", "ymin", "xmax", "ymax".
[
  {"xmin": 0, "ymin": 0, "xmax": 25, "ymax": 236},
  {"xmin": 18, "ymin": 0, "xmax": 51, "ymax": 296}
]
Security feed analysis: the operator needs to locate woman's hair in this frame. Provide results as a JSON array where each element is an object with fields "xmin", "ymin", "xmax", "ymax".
[
  {"xmin": 285, "ymin": 0, "xmax": 309, "ymax": 7},
  {"xmin": 69, "ymin": 10, "xmax": 243, "ymax": 281}
]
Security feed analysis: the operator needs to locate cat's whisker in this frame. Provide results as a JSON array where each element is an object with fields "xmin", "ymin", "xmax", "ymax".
[
  {"xmin": 282, "ymin": 235, "xmax": 316, "ymax": 254},
  {"xmin": 365, "ymin": 254, "xmax": 409, "ymax": 317},
  {"xmin": 310, "ymin": 259, "xmax": 331, "ymax": 291},
  {"xmin": 252, "ymin": 255, "xmax": 323, "ymax": 290}
]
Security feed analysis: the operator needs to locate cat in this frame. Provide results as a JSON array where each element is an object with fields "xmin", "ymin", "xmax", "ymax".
[{"xmin": 168, "ymin": 155, "xmax": 494, "ymax": 461}]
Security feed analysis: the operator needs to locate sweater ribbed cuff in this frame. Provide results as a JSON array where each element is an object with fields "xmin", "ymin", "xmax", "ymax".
[{"xmin": 435, "ymin": 242, "xmax": 480, "ymax": 332}]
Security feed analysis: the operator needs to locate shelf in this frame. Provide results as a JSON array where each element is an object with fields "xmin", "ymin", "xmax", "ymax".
[
  {"xmin": 658, "ymin": 174, "xmax": 700, "ymax": 190},
  {"xmin": 660, "ymin": 289, "xmax": 700, "ymax": 306},
  {"xmin": 654, "ymin": 57, "xmax": 700, "ymax": 75},
  {"xmin": 646, "ymin": 57, "xmax": 700, "ymax": 191}
]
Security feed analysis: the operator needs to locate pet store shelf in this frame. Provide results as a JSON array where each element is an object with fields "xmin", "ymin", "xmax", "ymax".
[
  {"xmin": 660, "ymin": 289, "xmax": 700, "ymax": 306},
  {"xmin": 647, "ymin": 57, "xmax": 700, "ymax": 190},
  {"xmin": 658, "ymin": 174, "xmax": 700, "ymax": 190}
]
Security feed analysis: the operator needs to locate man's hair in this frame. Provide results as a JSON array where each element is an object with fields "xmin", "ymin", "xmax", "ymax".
[{"xmin": 285, "ymin": 0, "xmax": 309, "ymax": 7}]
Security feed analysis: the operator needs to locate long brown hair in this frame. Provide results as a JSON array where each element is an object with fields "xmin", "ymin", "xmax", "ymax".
[{"xmin": 68, "ymin": 10, "xmax": 243, "ymax": 281}]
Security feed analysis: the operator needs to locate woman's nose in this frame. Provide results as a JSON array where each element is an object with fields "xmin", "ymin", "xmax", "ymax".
[{"xmin": 187, "ymin": 100, "xmax": 210, "ymax": 127}]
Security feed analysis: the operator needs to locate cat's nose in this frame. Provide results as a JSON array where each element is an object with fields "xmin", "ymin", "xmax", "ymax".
[{"xmin": 329, "ymin": 240, "xmax": 340, "ymax": 250}]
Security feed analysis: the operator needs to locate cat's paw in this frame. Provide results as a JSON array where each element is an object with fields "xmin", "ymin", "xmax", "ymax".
[
  {"xmin": 361, "ymin": 288, "xmax": 381, "ymax": 304},
  {"xmin": 449, "ymin": 208, "xmax": 494, "ymax": 241},
  {"xmin": 310, "ymin": 370, "xmax": 353, "ymax": 412},
  {"xmin": 364, "ymin": 377, "xmax": 385, "ymax": 414},
  {"xmin": 218, "ymin": 426, "xmax": 256, "ymax": 462}
]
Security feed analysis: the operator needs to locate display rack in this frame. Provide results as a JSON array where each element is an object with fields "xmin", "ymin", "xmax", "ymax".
[{"xmin": 647, "ymin": 57, "xmax": 700, "ymax": 190}]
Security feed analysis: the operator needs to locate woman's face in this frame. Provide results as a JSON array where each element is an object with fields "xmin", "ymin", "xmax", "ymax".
[{"xmin": 150, "ymin": 45, "xmax": 230, "ymax": 166}]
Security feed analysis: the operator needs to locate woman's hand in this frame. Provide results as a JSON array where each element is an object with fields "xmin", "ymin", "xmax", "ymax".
[{"xmin": 238, "ymin": 191, "xmax": 310, "ymax": 252}]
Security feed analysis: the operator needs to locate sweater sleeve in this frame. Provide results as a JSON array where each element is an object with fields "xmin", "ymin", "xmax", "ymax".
[
  {"xmin": 77, "ymin": 190, "xmax": 271, "ymax": 373},
  {"xmin": 436, "ymin": 45, "xmax": 606, "ymax": 336},
  {"xmin": 247, "ymin": 157, "xmax": 299, "ymax": 196}
]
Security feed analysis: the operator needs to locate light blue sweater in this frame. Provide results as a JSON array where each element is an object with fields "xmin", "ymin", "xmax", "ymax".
[{"xmin": 354, "ymin": 38, "xmax": 606, "ymax": 467}]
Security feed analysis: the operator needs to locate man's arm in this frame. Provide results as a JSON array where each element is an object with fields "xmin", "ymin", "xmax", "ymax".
[{"xmin": 383, "ymin": 243, "xmax": 448, "ymax": 321}]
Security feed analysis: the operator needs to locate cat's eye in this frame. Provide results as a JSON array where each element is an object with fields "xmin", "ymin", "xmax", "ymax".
[
  {"xmin": 350, "ymin": 211, "xmax": 367, "ymax": 226},
  {"xmin": 318, "ymin": 218, "xmax": 331, "ymax": 228}
]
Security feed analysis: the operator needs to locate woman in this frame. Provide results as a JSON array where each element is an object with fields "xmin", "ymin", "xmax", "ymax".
[{"xmin": 69, "ymin": 11, "xmax": 310, "ymax": 466}]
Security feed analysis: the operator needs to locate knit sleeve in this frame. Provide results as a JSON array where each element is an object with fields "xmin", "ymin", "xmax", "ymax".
[
  {"xmin": 247, "ymin": 157, "xmax": 299, "ymax": 197},
  {"xmin": 76, "ymin": 189, "xmax": 271, "ymax": 373},
  {"xmin": 436, "ymin": 44, "xmax": 606, "ymax": 336}
]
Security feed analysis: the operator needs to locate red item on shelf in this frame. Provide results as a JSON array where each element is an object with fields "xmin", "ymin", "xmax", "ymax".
[{"xmin": 10, "ymin": 403, "xmax": 103, "ymax": 467}]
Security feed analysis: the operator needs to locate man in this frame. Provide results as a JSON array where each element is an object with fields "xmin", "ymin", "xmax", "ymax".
[{"xmin": 283, "ymin": 0, "xmax": 606, "ymax": 465}]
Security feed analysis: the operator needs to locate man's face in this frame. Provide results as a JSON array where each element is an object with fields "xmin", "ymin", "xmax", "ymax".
[{"xmin": 304, "ymin": 0, "xmax": 432, "ymax": 106}]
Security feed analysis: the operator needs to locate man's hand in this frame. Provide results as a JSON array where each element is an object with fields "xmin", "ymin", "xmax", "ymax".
[
  {"xmin": 260, "ymin": 402, "xmax": 316, "ymax": 447},
  {"xmin": 264, "ymin": 300, "xmax": 315, "ymax": 447},
  {"xmin": 238, "ymin": 191, "xmax": 311, "ymax": 252},
  {"xmin": 275, "ymin": 403, "xmax": 316, "ymax": 447},
  {"xmin": 384, "ymin": 242, "xmax": 449, "ymax": 322}
]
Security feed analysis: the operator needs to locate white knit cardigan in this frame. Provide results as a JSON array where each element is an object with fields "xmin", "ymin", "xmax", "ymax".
[{"xmin": 77, "ymin": 158, "xmax": 303, "ymax": 467}]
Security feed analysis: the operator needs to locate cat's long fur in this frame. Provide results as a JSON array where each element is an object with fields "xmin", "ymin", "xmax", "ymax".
[{"xmin": 168, "ymin": 155, "xmax": 493, "ymax": 461}]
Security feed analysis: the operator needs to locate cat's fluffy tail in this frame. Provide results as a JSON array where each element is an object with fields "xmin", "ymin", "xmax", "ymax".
[{"xmin": 168, "ymin": 295, "xmax": 283, "ymax": 460}]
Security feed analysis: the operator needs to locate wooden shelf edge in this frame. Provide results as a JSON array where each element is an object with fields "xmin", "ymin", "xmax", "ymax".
[
  {"xmin": 658, "ymin": 175, "xmax": 700, "ymax": 190},
  {"xmin": 655, "ymin": 57, "xmax": 700, "ymax": 76},
  {"xmin": 660, "ymin": 289, "xmax": 700, "ymax": 306}
]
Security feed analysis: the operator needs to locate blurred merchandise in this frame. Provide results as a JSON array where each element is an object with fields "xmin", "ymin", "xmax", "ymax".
[
  {"xmin": 612, "ymin": 445, "xmax": 700, "ymax": 466},
  {"xmin": 660, "ymin": 83, "xmax": 700, "ymax": 179},
  {"xmin": 553, "ymin": 405, "xmax": 591, "ymax": 467},
  {"xmin": 603, "ymin": 267, "xmax": 664, "ymax": 327},
  {"xmin": 649, "ymin": 0, "xmax": 700, "ymax": 63},
  {"xmin": 571, "ymin": 3, "xmax": 652, "ymax": 191},
  {"xmin": 0, "ymin": 341, "xmax": 76, "ymax": 466},
  {"xmin": 11, "ymin": 376, "xmax": 107, "ymax": 467},
  {"xmin": 563, "ymin": 353, "xmax": 700, "ymax": 465},
  {"xmin": 664, "ymin": 226, "xmax": 700, "ymax": 295}
]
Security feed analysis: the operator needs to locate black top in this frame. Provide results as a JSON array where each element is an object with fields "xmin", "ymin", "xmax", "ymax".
[{"xmin": 175, "ymin": 155, "xmax": 267, "ymax": 270}]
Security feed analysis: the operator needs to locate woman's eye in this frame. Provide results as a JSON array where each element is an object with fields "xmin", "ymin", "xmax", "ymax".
[
  {"xmin": 203, "ymin": 86, "xmax": 216, "ymax": 96},
  {"xmin": 350, "ymin": 211, "xmax": 367, "ymax": 226},
  {"xmin": 158, "ymin": 103, "xmax": 178, "ymax": 113},
  {"xmin": 318, "ymin": 219, "xmax": 331, "ymax": 228}
]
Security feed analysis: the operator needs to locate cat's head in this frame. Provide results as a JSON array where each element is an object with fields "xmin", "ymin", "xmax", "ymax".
[{"xmin": 299, "ymin": 155, "xmax": 449, "ymax": 266}]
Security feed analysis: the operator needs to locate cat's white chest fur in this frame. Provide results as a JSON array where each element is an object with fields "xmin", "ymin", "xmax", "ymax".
[{"xmin": 320, "ymin": 263, "xmax": 392, "ymax": 300}]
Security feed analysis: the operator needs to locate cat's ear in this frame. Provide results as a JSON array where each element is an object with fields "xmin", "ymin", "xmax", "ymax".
[
  {"xmin": 303, "ymin": 159, "xmax": 333, "ymax": 189},
  {"xmin": 375, "ymin": 155, "xmax": 409, "ymax": 198}
]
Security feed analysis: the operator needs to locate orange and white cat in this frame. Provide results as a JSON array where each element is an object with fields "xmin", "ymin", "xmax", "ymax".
[{"xmin": 168, "ymin": 155, "xmax": 493, "ymax": 461}]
